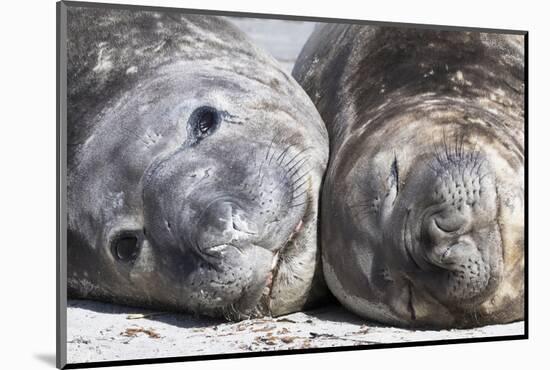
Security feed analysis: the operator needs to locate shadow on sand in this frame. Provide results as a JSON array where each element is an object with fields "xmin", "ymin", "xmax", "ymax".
[{"xmin": 68, "ymin": 299, "xmax": 225, "ymax": 329}]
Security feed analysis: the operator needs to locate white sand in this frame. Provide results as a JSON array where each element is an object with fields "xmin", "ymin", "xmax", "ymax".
[
  {"xmin": 66, "ymin": 299, "xmax": 524, "ymax": 364},
  {"xmin": 226, "ymin": 17, "xmax": 317, "ymax": 72}
]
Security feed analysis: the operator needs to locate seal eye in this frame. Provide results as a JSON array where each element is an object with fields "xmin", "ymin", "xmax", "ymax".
[
  {"xmin": 198, "ymin": 111, "xmax": 215, "ymax": 133},
  {"xmin": 189, "ymin": 106, "xmax": 220, "ymax": 142},
  {"xmin": 112, "ymin": 234, "xmax": 140, "ymax": 263}
]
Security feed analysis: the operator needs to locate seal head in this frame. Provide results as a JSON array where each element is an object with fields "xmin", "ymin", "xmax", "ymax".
[
  {"xmin": 67, "ymin": 7, "xmax": 328, "ymax": 320},
  {"xmin": 294, "ymin": 25, "xmax": 524, "ymax": 328}
]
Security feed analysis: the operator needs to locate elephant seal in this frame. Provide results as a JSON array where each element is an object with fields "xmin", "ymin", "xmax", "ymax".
[
  {"xmin": 66, "ymin": 6, "xmax": 329, "ymax": 320},
  {"xmin": 293, "ymin": 25, "xmax": 524, "ymax": 328}
]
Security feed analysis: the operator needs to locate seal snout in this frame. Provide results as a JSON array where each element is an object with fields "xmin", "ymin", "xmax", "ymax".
[
  {"xmin": 196, "ymin": 200, "xmax": 262, "ymax": 255},
  {"xmin": 412, "ymin": 152, "xmax": 501, "ymax": 305}
]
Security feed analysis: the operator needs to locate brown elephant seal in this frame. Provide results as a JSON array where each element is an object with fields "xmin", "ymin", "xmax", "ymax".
[
  {"xmin": 293, "ymin": 24, "xmax": 524, "ymax": 328},
  {"xmin": 66, "ymin": 5, "xmax": 329, "ymax": 320}
]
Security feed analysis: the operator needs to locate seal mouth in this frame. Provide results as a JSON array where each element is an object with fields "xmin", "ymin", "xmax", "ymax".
[
  {"xmin": 200, "ymin": 243, "xmax": 243, "ymax": 257},
  {"xmin": 215, "ymin": 213, "xmax": 307, "ymax": 321}
]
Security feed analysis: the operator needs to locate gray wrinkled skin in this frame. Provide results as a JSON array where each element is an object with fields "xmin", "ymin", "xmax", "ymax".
[
  {"xmin": 67, "ymin": 7, "xmax": 329, "ymax": 320},
  {"xmin": 293, "ymin": 25, "xmax": 524, "ymax": 328}
]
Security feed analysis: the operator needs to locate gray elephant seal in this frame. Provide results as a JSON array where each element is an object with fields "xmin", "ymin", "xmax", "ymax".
[
  {"xmin": 293, "ymin": 25, "xmax": 524, "ymax": 328},
  {"xmin": 67, "ymin": 6, "xmax": 329, "ymax": 320}
]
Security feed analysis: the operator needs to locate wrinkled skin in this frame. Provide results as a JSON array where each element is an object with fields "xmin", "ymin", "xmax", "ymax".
[
  {"xmin": 293, "ymin": 25, "xmax": 524, "ymax": 328},
  {"xmin": 67, "ymin": 7, "xmax": 328, "ymax": 320}
]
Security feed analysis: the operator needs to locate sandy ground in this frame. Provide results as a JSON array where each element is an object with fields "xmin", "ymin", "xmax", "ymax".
[
  {"xmin": 67, "ymin": 299, "xmax": 524, "ymax": 364},
  {"xmin": 226, "ymin": 17, "xmax": 318, "ymax": 73}
]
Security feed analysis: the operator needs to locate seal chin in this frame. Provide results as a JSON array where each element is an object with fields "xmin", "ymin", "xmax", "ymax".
[{"xmin": 218, "ymin": 216, "xmax": 307, "ymax": 320}]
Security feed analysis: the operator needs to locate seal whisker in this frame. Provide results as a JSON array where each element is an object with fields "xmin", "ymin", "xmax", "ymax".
[
  {"xmin": 264, "ymin": 133, "xmax": 278, "ymax": 161},
  {"xmin": 283, "ymin": 147, "xmax": 312, "ymax": 169},
  {"xmin": 278, "ymin": 167, "xmax": 312, "ymax": 202},
  {"xmin": 271, "ymin": 159, "xmax": 311, "ymax": 198},
  {"xmin": 276, "ymin": 143, "xmax": 297, "ymax": 165},
  {"xmin": 288, "ymin": 163, "xmax": 311, "ymax": 185},
  {"xmin": 454, "ymin": 134, "xmax": 461, "ymax": 159},
  {"xmin": 442, "ymin": 132, "xmax": 451, "ymax": 163},
  {"xmin": 427, "ymin": 161, "xmax": 439, "ymax": 173},
  {"xmin": 255, "ymin": 135, "xmax": 281, "ymax": 182},
  {"xmin": 292, "ymin": 180, "xmax": 309, "ymax": 194},
  {"xmin": 266, "ymin": 132, "xmax": 283, "ymax": 166},
  {"xmin": 267, "ymin": 146, "xmax": 278, "ymax": 166},
  {"xmin": 290, "ymin": 169, "xmax": 311, "ymax": 187},
  {"xmin": 286, "ymin": 156, "xmax": 310, "ymax": 175},
  {"xmin": 290, "ymin": 200, "xmax": 310, "ymax": 209},
  {"xmin": 291, "ymin": 189, "xmax": 309, "ymax": 201}
]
